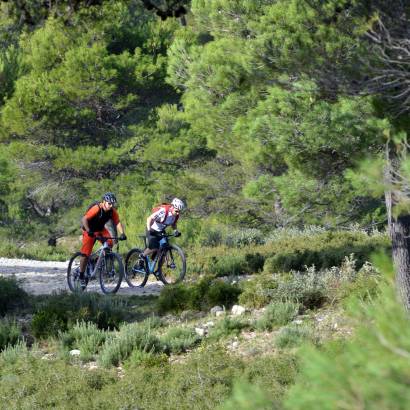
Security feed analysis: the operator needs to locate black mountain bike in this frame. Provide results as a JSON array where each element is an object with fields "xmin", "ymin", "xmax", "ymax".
[
  {"xmin": 125, "ymin": 232, "xmax": 186, "ymax": 287},
  {"xmin": 67, "ymin": 236, "xmax": 125, "ymax": 294}
]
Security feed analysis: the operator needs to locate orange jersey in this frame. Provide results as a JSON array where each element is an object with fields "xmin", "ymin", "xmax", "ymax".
[{"xmin": 83, "ymin": 203, "xmax": 120, "ymax": 232}]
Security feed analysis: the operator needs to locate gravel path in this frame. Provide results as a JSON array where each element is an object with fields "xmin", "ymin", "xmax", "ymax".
[{"xmin": 0, "ymin": 257, "xmax": 163, "ymax": 296}]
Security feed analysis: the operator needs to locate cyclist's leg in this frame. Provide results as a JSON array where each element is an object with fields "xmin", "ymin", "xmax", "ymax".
[
  {"xmin": 79, "ymin": 231, "xmax": 95, "ymax": 287},
  {"xmin": 143, "ymin": 229, "xmax": 160, "ymax": 258},
  {"xmin": 80, "ymin": 231, "xmax": 96, "ymax": 271}
]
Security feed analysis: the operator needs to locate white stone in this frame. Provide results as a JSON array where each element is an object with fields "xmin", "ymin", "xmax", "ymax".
[
  {"xmin": 231, "ymin": 305, "xmax": 246, "ymax": 316},
  {"xmin": 195, "ymin": 327, "xmax": 206, "ymax": 337},
  {"xmin": 210, "ymin": 306, "xmax": 223, "ymax": 315},
  {"xmin": 205, "ymin": 321, "xmax": 215, "ymax": 328},
  {"xmin": 215, "ymin": 311, "xmax": 225, "ymax": 317},
  {"xmin": 232, "ymin": 341, "xmax": 239, "ymax": 348},
  {"xmin": 69, "ymin": 349, "xmax": 81, "ymax": 356}
]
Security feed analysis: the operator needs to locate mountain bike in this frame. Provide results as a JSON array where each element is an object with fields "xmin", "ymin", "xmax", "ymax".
[
  {"xmin": 124, "ymin": 232, "xmax": 186, "ymax": 287},
  {"xmin": 67, "ymin": 236, "xmax": 125, "ymax": 294}
]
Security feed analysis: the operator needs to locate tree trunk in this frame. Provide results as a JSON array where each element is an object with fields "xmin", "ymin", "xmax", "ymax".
[{"xmin": 385, "ymin": 143, "xmax": 410, "ymax": 309}]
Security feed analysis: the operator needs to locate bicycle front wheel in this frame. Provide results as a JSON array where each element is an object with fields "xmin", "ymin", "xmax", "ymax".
[
  {"xmin": 124, "ymin": 248, "xmax": 148, "ymax": 288},
  {"xmin": 158, "ymin": 244, "xmax": 186, "ymax": 285},
  {"xmin": 99, "ymin": 252, "xmax": 123, "ymax": 294},
  {"xmin": 67, "ymin": 252, "xmax": 83, "ymax": 292}
]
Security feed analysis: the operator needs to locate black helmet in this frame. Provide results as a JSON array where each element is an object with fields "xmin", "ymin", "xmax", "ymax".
[{"xmin": 102, "ymin": 192, "xmax": 117, "ymax": 204}]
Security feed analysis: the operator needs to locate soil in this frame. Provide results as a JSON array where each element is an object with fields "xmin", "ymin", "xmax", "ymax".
[{"xmin": 0, "ymin": 257, "xmax": 163, "ymax": 296}]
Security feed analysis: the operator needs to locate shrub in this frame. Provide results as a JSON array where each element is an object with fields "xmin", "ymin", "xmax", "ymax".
[
  {"xmin": 263, "ymin": 231, "xmax": 390, "ymax": 273},
  {"xmin": 224, "ymin": 229, "xmax": 264, "ymax": 247},
  {"xmin": 0, "ymin": 277, "xmax": 28, "ymax": 316},
  {"xmin": 284, "ymin": 269, "xmax": 410, "ymax": 410},
  {"xmin": 157, "ymin": 284, "xmax": 192, "ymax": 313},
  {"xmin": 31, "ymin": 293, "xmax": 127, "ymax": 339},
  {"xmin": 157, "ymin": 277, "xmax": 241, "ymax": 313},
  {"xmin": 160, "ymin": 326, "xmax": 202, "ymax": 353},
  {"xmin": 275, "ymin": 324, "xmax": 316, "ymax": 349},
  {"xmin": 98, "ymin": 322, "xmax": 162, "ymax": 368},
  {"xmin": 60, "ymin": 321, "xmax": 109, "ymax": 361},
  {"xmin": 276, "ymin": 268, "xmax": 327, "ymax": 310},
  {"xmin": 218, "ymin": 382, "xmax": 274, "ymax": 410},
  {"xmin": 0, "ymin": 340, "xmax": 28, "ymax": 366},
  {"xmin": 199, "ymin": 229, "xmax": 223, "ymax": 247},
  {"xmin": 0, "ymin": 319, "xmax": 22, "ymax": 351},
  {"xmin": 210, "ymin": 255, "xmax": 247, "ymax": 277},
  {"xmin": 245, "ymin": 252, "xmax": 265, "ymax": 273},
  {"xmin": 238, "ymin": 275, "xmax": 279, "ymax": 308},
  {"xmin": 208, "ymin": 317, "xmax": 249, "ymax": 341},
  {"xmin": 256, "ymin": 301, "xmax": 300, "ymax": 331}
]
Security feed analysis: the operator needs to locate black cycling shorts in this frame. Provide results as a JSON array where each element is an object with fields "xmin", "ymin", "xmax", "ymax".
[{"xmin": 146, "ymin": 229, "xmax": 163, "ymax": 250}]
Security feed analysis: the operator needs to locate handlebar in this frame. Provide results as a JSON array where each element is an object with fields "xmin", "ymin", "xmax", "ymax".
[{"xmin": 95, "ymin": 236, "xmax": 126, "ymax": 242}]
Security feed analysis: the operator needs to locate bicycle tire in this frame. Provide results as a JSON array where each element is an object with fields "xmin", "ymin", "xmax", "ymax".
[
  {"xmin": 124, "ymin": 248, "xmax": 148, "ymax": 288},
  {"xmin": 99, "ymin": 252, "xmax": 124, "ymax": 294},
  {"xmin": 67, "ymin": 252, "xmax": 84, "ymax": 292},
  {"xmin": 158, "ymin": 244, "xmax": 186, "ymax": 285}
]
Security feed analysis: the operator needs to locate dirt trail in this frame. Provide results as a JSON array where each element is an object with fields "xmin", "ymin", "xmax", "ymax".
[{"xmin": 0, "ymin": 257, "xmax": 163, "ymax": 296}]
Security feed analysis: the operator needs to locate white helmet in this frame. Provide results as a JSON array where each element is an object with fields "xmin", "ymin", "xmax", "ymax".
[{"xmin": 171, "ymin": 197, "xmax": 185, "ymax": 211}]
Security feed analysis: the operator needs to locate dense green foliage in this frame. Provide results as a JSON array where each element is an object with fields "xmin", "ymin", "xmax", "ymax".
[{"xmin": 1, "ymin": 0, "xmax": 405, "ymax": 249}]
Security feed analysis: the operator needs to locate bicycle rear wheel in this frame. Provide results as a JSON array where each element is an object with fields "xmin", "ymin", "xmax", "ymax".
[
  {"xmin": 124, "ymin": 248, "xmax": 148, "ymax": 288},
  {"xmin": 99, "ymin": 252, "xmax": 123, "ymax": 294},
  {"xmin": 158, "ymin": 244, "xmax": 186, "ymax": 285}
]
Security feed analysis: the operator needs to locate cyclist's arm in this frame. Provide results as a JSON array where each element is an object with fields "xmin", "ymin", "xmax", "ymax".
[
  {"xmin": 116, "ymin": 222, "xmax": 125, "ymax": 236},
  {"xmin": 112, "ymin": 209, "xmax": 125, "ymax": 236}
]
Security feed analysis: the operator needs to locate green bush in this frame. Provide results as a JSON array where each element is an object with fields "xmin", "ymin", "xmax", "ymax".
[
  {"xmin": 0, "ymin": 277, "xmax": 28, "ymax": 316},
  {"xmin": 98, "ymin": 322, "xmax": 162, "ymax": 368},
  {"xmin": 276, "ymin": 270, "xmax": 327, "ymax": 310},
  {"xmin": 256, "ymin": 301, "xmax": 300, "ymax": 331},
  {"xmin": 245, "ymin": 252, "xmax": 265, "ymax": 273},
  {"xmin": 0, "ymin": 318, "xmax": 22, "ymax": 351},
  {"xmin": 263, "ymin": 231, "xmax": 390, "ymax": 273},
  {"xmin": 157, "ymin": 277, "xmax": 241, "ymax": 313},
  {"xmin": 199, "ymin": 229, "xmax": 224, "ymax": 247},
  {"xmin": 0, "ymin": 340, "xmax": 29, "ymax": 366},
  {"xmin": 160, "ymin": 326, "xmax": 202, "ymax": 353},
  {"xmin": 275, "ymin": 324, "xmax": 316, "ymax": 349},
  {"xmin": 210, "ymin": 255, "xmax": 247, "ymax": 277},
  {"xmin": 95, "ymin": 345, "xmax": 244, "ymax": 410},
  {"xmin": 31, "ymin": 293, "xmax": 127, "ymax": 339},
  {"xmin": 208, "ymin": 317, "xmax": 249, "ymax": 341},
  {"xmin": 60, "ymin": 321, "xmax": 110, "ymax": 361},
  {"xmin": 238, "ymin": 275, "xmax": 279, "ymax": 308},
  {"xmin": 284, "ymin": 268, "xmax": 410, "ymax": 409},
  {"xmin": 225, "ymin": 229, "xmax": 264, "ymax": 247}
]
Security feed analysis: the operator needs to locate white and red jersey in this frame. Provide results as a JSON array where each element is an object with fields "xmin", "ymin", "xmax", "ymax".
[{"xmin": 150, "ymin": 205, "xmax": 179, "ymax": 232}]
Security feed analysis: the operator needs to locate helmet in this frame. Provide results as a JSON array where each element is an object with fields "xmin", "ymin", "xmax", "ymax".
[
  {"xmin": 102, "ymin": 192, "xmax": 117, "ymax": 205},
  {"xmin": 171, "ymin": 197, "xmax": 185, "ymax": 211}
]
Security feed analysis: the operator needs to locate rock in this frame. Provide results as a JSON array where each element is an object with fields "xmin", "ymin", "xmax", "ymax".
[
  {"xmin": 293, "ymin": 319, "xmax": 303, "ymax": 325},
  {"xmin": 195, "ymin": 327, "xmax": 206, "ymax": 337},
  {"xmin": 231, "ymin": 305, "xmax": 246, "ymax": 316},
  {"xmin": 232, "ymin": 341, "xmax": 239, "ymax": 348},
  {"xmin": 210, "ymin": 306, "xmax": 223, "ymax": 315},
  {"xmin": 69, "ymin": 349, "xmax": 81, "ymax": 356},
  {"xmin": 215, "ymin": 311, "xmax": 225, "ymax": 317},
  {"xmin": 205, "ymin": 321, "xmax": 214, "ymax": 328}
]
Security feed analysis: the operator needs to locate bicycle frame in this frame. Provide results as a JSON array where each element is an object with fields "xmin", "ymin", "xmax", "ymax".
[
  {"xmin": 144, "ymin": 236, "xmax": 169, "ymax": 275},
  {"xmin": 87, "ymin": 237, "xmax": 120, "ymax": 279}
]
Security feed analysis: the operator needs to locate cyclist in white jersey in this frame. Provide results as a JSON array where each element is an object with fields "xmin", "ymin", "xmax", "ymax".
[{"xmin": 141, "ymin": 198, "xmax": 185, "ymax": 260}]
